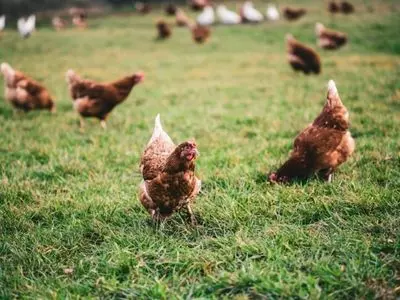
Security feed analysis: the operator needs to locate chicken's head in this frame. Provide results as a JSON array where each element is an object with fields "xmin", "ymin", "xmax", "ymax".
[
  {"xmin": 178, "ymin": 141, "xmax": 199, "ymax": 162},
  {"xmin": 133, "ymin": 72, "xmax": 145, "ymax": 84}
]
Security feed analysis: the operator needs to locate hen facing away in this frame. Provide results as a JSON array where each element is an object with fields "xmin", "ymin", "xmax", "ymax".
[
  {"xmin": 1, "ymin": 63, "xmax": 55, "ymax": 112},
  {"xmin": 240, "ymin": 1, "xmax": 263, "ymax": 23},
  {"xmin": 286, "ymin": 34, "xmax": 321, "ymax": 75},
  {"xmin": 66, "ymin": 70, "xmax": 144, "ymax": 129},
  {"xmin": 269, "ymin": 80, "xmax": 355, "ymax": 184},
  {"xmin": 139, "ymin": 115, "xmax": 201, "ymax": 224},
  {"xmin": 316, "ymin": 23, "xmax": 348, "ymax": 50}
]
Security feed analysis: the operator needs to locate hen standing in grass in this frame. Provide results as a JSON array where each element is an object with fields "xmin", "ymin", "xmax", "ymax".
[
  {"xmin": 52, "ymin": 16, "xmax": 68, "ymax": 31},
  {"xmin": 315, "ymin": 23, "xmax": 348, "ymax": 50},
  {"xmin": 66, "ymin": 70, "xmax": 144, "ymax": 129},
  {"xmin": 269, "ymin": 80, "xmax": 355, "ymax": 183},
  {"xmin": 176, "ymin": 8, "xmax": 191, "ymax": 27},
  {"xmin": 286, "ymin": 34, "xmax": 321, "ymax": 75},
  {"xmin": 240, "ymin": 1, "xmax": 263, "ymax": 23},
  {"xmin": 282, "ymin": 7, "xmax": 306, "ymax": 21},
  {"xmin": 1, "ymin": 63, "xmax": 55, "ymax": 112},
  {"xmin": 190, "ymin": 23, "xmax": 211, "ymax": 44},
  {"xmin": 139, "ymin": 114, "xmax": 201, "ymax": 224},
  {"xmin": 156, "ymin": 20, "xmax": 172, "ymax": 39}
]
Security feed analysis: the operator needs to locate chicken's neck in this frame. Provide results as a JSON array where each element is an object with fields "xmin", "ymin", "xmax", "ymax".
[
  {"xmin": 111, "ymin": 76, "xmax": 139, "ymax": 103},
  {"xmin": 275, "ymin": 155, "xmax": 311, "ymax": 182}
]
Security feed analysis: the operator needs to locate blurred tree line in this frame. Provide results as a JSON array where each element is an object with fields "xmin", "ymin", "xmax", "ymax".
[{"xmin": 0, "ymin": 0, "xmax": 179, "ymax": 17}]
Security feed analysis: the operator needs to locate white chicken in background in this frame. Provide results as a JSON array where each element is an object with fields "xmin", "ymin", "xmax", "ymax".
[
  {"xmin": 17, "ymin": 15, "xmax": 36, "ymax": 38},
  {"xmin": 241, "ymin": 1, "xmax": 263, "ymax": 23},
  {"xmin": 0, "ymin": 15, "xmax": 6, "ymax": 33},
  {"xmin": 217, "ymin": 5, "xmax": 241, "ymax": 25},
  {"xmin": 266, "ymin": 4, "xmax": 280, "ymax": 21},
  {"xmin": 196, "ymin": 6, "xmax": 215, "ymax": 26}
]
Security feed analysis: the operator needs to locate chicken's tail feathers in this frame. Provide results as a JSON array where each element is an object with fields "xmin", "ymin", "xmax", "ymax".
[
  {"xmin": 0, "ymin": 62, "xmax": 15, "ymax": 80},
  {"xmin": 326, "ymin": 79, "xmax": 342, "ymax": 107},
  {"xmin": 147, "ymin": 114, "xmax": 174, "ymax": 146},
  {"xmin": 315, "ymin": 22, "xmax": 324, "ymax": 34},
  {"xmin": 65, "ymin": 69, "xmax": 79, "ymax": 84}
]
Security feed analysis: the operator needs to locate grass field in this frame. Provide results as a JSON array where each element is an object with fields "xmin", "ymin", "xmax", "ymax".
[{"xmin": 1, "ymin": 0, "xmax": 400, "ymax": 298}]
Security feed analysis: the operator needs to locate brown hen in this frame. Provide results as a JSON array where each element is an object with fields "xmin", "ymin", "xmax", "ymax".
[
  {"xmin": 269, "ymin": 80, "xmax": 355, "ymax": 183},
  {"xmin": 139, "ymin": 114, "xmax": 201, "ymax": 224},
  {"xmin": 1, "ymin": 63, "xmax": 55, "ymax": 112},
  {"xmin": 283, "ymin": 7, "xmax": 306, "ymax": 21},
  {"xmin": 190, "ymin": 23, "xmax": 211, "ymax": 44},
  {"xmin": 286, "ymin": 34, "xmax": 321, "ymax": 75},
  {"xmin": 316, "ymin": 23, "xmax": 348, "ymax": 50},
  {"xmin": 156, "ymin": 20, "xmax": 172, "ymax": 39},
  {"xmin": 66, "ymin": 69, "xmax": 144, "ymax": 129}
]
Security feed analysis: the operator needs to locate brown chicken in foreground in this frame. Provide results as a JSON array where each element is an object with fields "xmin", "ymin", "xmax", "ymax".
[
  {"xmin": 269, "ymin": 80, "xmax": 355, "ymax": 183},
  {"xmin": 283, "ymin": 7, "xmax": 306, "ymax": 21},
  {"xmin": 156, "ymin": 20, "xmax": 172, "ymax": 39},
  {"xmin": 190, "ymin": 23, "xmax": 211, "ymax": 44},
  {"xmin": 286, "ymin": 34, "xmax": 321, "ymax": 75},
  {"xmin": 66, "ymin": 70, "xmax": 144, "ymax": 129},
  {"xmin": 139, "ymin": 114, "xmax": 201, "ymax": 224},
  {"xmin": 316, "ymin": 23, "xmax": 348, "ymax": 50},
  {"xmin": 1, "ymin": 63, "xmax": 55, "ymax": 112},
  {"xmin": 176, "ymin": 9, "xmax": 191, "ymax": 27}
]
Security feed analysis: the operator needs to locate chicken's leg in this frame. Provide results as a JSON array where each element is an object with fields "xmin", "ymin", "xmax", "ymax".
[
  {"xmin": 79, "ymin": 116, "xmax": 85, "ymax": 132},
  {"xmin": 186, "ymin": 204, "xmax": 197, "ymax": 225},
  {"xmin": 100, "ymin": 120, "xmax": 107, "ymax": 130},
  {"xmin": 319, "ymin": 168, "xmax": 334, "ymax": 182}
]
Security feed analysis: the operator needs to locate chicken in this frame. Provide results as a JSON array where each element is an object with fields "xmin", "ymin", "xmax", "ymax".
[
  {"xmin": 189, "ymin": 0, "xmax": 209, "ymax": 11},
  {"xmin": 340, "ymin": 1, "xmax": 355, "ymax": 14},
  {"xmin": 240, "ymin": 1, "xmax": 263, "ymax": 23},
  {"xmin": 72, "ymin": 12, "xmax": 88, "ymax": 29},
  {"xmin": 156, "ymin": 20, "xmax": 172, "ymax": 39},
  {"xmin": 269, "ymin": 80, "xmax": 355, "ymax": 183},
  {"xmin": 52, "ymin": 16, "xmax": 67, "ymax": 31},
  {"xmin": 165, "ymin": 3, "xmax": 177, "ymax": 16},
  {"xmin": 176, "ymin": 9, "xmax": 191, "ymax": 27},
  {"xmin": 139, "ymin": 114, "xmax": 201, "ymax": 224},
  {"xmin": 196, "ymin": 6, "xmax": 215, "ymax": 26},
  {"xmin": 17, "ymin": 15, "xmax": 35, "ymax": 38},
  {"xmin": 0, "ymin": 15, "xmax": 5, "ymax": 33},
  {"xmin": 286, "ymin": 34, "xmax": 321, "ymax": 75},
  {"xmin": 135, "ymin": 2, "xmax": 151, "ymax": 14},
  {"xmin": 65, "ymin": 70, "xmax": 144, "ymax": 129},
  {"xmin": 0, "ymin": 63, "xmax": 55, "ymax": 112},
  {"xmin": 190, "ymin": 23, "xmax": 211, "ymax": 44},
  {"xmin": 266, "ymin": 4, "xmax": 280, "ymax": 21},
  {"xmin": 316, "ymin": 23, "xmax": 348, "ymax": 50},
  {"xmin": 217, "ymin": 5, "xmax": 241, "ymax": 25},
  {"xmin": 328, "ymin": 1, "xmax": 340, "ymax": 13},
  {"xmin": 282, "ymin": 7, "xmax": 306, "ymax": 21}
]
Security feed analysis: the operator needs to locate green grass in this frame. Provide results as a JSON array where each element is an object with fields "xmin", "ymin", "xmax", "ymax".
[{"xmin": 1, "ymin": 1, "xmax": 400, "ymax": 298}]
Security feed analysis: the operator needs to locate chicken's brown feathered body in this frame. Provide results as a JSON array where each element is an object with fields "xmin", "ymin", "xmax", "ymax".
[
  {"xmin": 52, "ymin": 16, "xmax": 67, "ymax": 31},
  {"xmin": 66, "ymin": 70, "xmax": 144, "ymax": 126},
  {"xmin": 286, "ymin": 34, "xmax": 321, "ymax": 75},
  {"xmin": 139, "ymin": 115, "xmax": 201, "ymax": 223},
  {"xmin": 316, "ymin": 23, "xmax": 347, "ymax": 50},
  {"xmin": 1, "ymin": 63, "xmax": 55, "ymax": 112},
  {"xmin": 328, "ymin": 1, "xmax": 340, "ymax": 13},
  {"xmin": 157, "ymin": 20, "xmax": 172, "ymax": 39},
  {"xmin": 189, "ymin": 0, "xmax": 209, "ymax": 11},
  {"xmin": 283, "ymin": 7, "xmax": 306, "ymax": 21},
  {"xmin": 165, "ymin": 4, "xmax": 177, "ymax": 15},
  {"xmin": 269, "ymin": 80, "xmax": 355, "ymax": 183}
]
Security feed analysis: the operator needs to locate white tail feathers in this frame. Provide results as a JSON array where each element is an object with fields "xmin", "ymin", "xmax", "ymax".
[
  {"xmin": 147, "ymin": 114, "xmax": 174, "ymax": 146},
  {"xmin": 315, "ymin": 22, "xmax": 324, "ymax": 35},
  {"xmin": 65, "ymin": 69, "xmax": 77, "ymax": 83},
  {"xmin": 0, "ymin": 62, "xmax": 15, "ymax": 80},
  {"xmin": 327, "ymin": 80, "xmax": 338, "ymax": 96}
]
